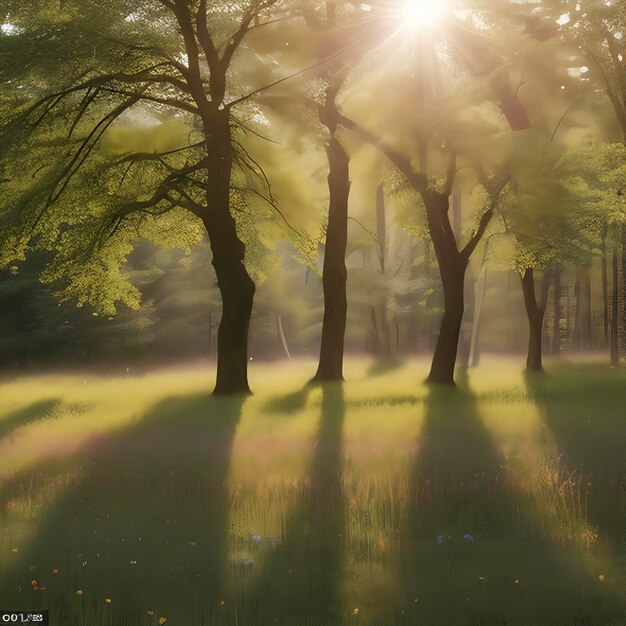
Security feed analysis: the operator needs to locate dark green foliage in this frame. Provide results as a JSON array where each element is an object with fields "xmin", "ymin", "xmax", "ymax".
[{"xmin": 0, "ymin": 250, "xmax": 155, "ymax": 368}]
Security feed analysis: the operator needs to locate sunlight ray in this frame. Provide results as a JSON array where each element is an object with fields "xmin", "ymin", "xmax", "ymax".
[{"xmin": 475, "ymin": 364, "xmax": 623, "ymax": 595}]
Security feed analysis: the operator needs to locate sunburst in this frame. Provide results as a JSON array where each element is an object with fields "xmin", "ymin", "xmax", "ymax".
[{"xmin": 398, "ymin": 0, "xmax": 449, "ymax": 31}]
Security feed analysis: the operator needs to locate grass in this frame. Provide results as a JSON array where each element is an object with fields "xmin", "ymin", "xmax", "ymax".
[{"xmin": 0, "ymin": 357, "xmax": 624, "ymax": 625}]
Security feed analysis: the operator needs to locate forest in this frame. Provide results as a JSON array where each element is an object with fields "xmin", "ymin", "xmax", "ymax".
[{"xmin": 0, "ymin": 0, "xmax": 624, "ymax": 624}]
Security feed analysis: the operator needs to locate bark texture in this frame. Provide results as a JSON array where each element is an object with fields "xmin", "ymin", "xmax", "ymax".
[
  {"xmin": 202, "ymin": 110, "xmax": 255, "ymax": 394},
  {"xmin": 601, "ymin": 239, "xmax": 609, "ymax": 347},
  {"xmin": 313, "ymin": 133, "xmax": 350, "ymax": 382},
  {"xmin": 310, "ymin": 3, "xmax": 352, "ymax": 383},
  {"xmin": 425, "ymin": 193, "xmax": 469, "ymax": 385},
  {"xmin": 611, "ymin": 245, "xmax": 620, "ymax": 366},
  {"xmin": 550, "ymin": 267, "xmax": 561, "ymax": 354},
  {"xmin": 521, "ymin": 268, "xmax": 550, "ymax": 372}
]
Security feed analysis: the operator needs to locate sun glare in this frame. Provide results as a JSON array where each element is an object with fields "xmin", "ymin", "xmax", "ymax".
[{"xmin": 399, "ymin": 0, "xmax": 448, "ymax": 30}]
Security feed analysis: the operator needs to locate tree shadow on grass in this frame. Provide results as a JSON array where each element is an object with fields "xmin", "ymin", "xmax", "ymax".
[
  {"xmin": 366, "ymin": 358, "xmax": 405, "ymax": 378},
  {"xmin": 0, "ymin": 393, "xmax": 245, "ymax": 626},
  {"xmin": 263, "ymin": 380, "xmax": 421, "ymax": 418},
  {"xmin": 523, "ymin": 367, "xmax": 626, "ymax": 552},
  {"xmin": 244, "ymin": 383, "xmax": 346, "ymax": 625},
  {"xmin": 262, "ymin": 383, "xmax": 316, "ymax": 416},
  {"xmin": 393, "ymin": 372, "xmax": 623, "ymax": 625},
  {"xmin": 0, "ymin": 398, "xmax": 62, "ymax": 441}
]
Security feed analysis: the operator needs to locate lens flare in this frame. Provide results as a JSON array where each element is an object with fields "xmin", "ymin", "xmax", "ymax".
[{"xmin": 399, "ymin": 0, "xmax": 448, "ymax": 30}]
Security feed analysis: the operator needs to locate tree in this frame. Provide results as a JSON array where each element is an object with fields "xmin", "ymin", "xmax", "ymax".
[
  {"xmin": 497, "ymin": 138, "xmax": 594, "ymax": 371},
  {"xmin": 559, "ymin": 140, "xmax": 626, "ymax": 362},
  {"xmin": 335, "ymin": 130, "xmax": 502, "ymax": 384},
  {"xmin": 446, "ymin": 3, "xmax": 609, "ymax": 371},
  {"xmin": 0, "ymin": 0, "xmax": 287, "ymax": 394},
  {"xmin": 302, "ymin": 2, "xmax": 353, "ymax": 382},
  {"xmin": 331, "ymin": 10, "xmax": 509, "ymax": 384},
  {"xmin": 284, "ymin": 1, "xmax": 384, "ymax": 381},
  {"xmin": 520, "ymin": 0, "xmax": 625, "ymax": 363},
  {"xmin": 559, "ymin": 0, "xmax": 626, "ymax": 362}
]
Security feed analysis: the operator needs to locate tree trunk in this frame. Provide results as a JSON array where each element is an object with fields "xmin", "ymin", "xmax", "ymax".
[
  {"xmin": 202, "ymin": 109, "xmax": 255, "ymax": 394},
  {"xmin": 611, "ymin": 243, "xmax": 620, "ymax": 366},
  {"xmin": 277, "ymin": 315, "xmax": 291, "ymax": 360},
  {"xmin": 371, "ymin": 184, "xmax": 392, "ymax": 357},
  {"xmin": 370, "ymin": 307, "xmax": 380, "ymax": 354},
  {"xmin": 457, "ymin": 279, "xmax": 472, "ymax": 369},
  {"xmin": 526, "ymin": 307, "xmax": 544, "ymax": 372},
  {"xmin": 371, "ymin": 305, "xmax": 391, "ymax": 356},
  {"xmin": 207, "ymin": 235, "xmax": 255, "ymax": 394},
  {"xmin": 469, "ymin": 268, "xmax": 487, "ymax": 367},
  {"xmin": 425, "ymin": 194, "xmax": 467, "ymax": 385},
  {"xmin": 572, "ymin": 275, "xmax": 582, "ymax": 350},
  {"xmin": 551, "ymin": 267, "xmax": 561, "ymax": 355},
  {"xmin": 617, "ymin": 223, "xmax": 626, "ymax": 363},
  {"xmin": 521, "ymin": 268, "xmax": 549, "ymax": 373},
  {"xmin": 601, "ymin": 242, "xmax": 609, "ymax": 347},
  {"xmin": 376, "ymin": 183, "xmax": 386, "ymax": 274},
  {"xmin": 427, "ymin": 266, "xmax": 465, "ymax": 384},
  {"xmin": 313, "ymin": 134, "xmax": 350, "ymax": 382},
  {"xmin": 582, "ymin": 267, "xmax": 592, "ymax": 350},
  {"xmin": 208, "ymin": 310, "xmax": 212, "ymax": 356},
  {"xmin": 451, "ymin": 193, "xmax": 473, "ymax": 369},
  {"xmin": 307, "ymin": 5, "xmax": 351, "ymax": 382},
  {"xmin": 334, "ymin": 110, "xmax": 494, "ymax": 384},
  {"xmin": 571, "ymin": 267, "xmax": 592, "ymax": 351},
  {"xmin": 406, "ymin": 243, "xmax": 420, "ymax": 351}
]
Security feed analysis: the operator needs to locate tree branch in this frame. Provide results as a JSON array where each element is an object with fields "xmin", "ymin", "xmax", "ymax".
[
  {"xmin": 444, "ymin": 151, "xmax": 457, "ymax": 196},
  {"xmin": 68, "ymin": 87, "xmax": 101, "ymax": 136},
  {"xmin": 226, "ymin": 35, "xmax": 370, "ymax": 108},
  {"xmin": 220, "ymin": 9, "xmax": 256, "ymax": 71},
  {"xmin": 155, "ymin": 0, "xmax": 176, "ymax": 10},
  {"xmin": 108, "ymin": 141, "xmax": 206, "ymax": 168},
  {"xmin": 20, "ymin": 63, "xmax": 191, "ymax": 126},
  {"xmin": 460, "ymin": 170, "xmax": 509, "ymax": 263},
  {"xmin": 168, "ymin": 188, "xmax": 205, "ymax": 216},
  {"xmin": 195, "ymin": 0, "xmax": 221, "ymax": 83},
  {"xmin": 347, "ymin": 216, "xmax": 379, "ymax": 244},
  {"xmin": 99, "ymin": 86, "xmax": 198, "ymax": 114},
  {"xmin": 110, "ymin": 159, "xmax": 210, "ymax": 224},
  {"xmin": 585, "ymin": 45, "xmax": 626, "ymax": 133},
  {"xmin": 460, "ymin": 207, "xmax": 494, "ymax": 264},
  {"xmin": 171, "ymin": 0, "xmax": 210, "ymax": 107},
  {"xmin": 31, "ymin": 96, "xmax": 142, "ymax": 232},
  {"xmin": 335, "ymin": 112, "xmax": 427, "ymax": 193},
  {"xmin": 539, "ymin": 264, "xmax": 553, "ymax": 312}
]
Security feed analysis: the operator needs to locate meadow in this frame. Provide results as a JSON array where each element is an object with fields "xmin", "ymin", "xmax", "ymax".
[{"xmin": 0, "ymin": 357, "xmax": 624, "ymax": 625}]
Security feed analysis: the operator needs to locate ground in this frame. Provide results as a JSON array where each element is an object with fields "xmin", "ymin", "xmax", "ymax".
[{"xmin": 0, "ymin": 357, "xmax": 624, "ymax": 625}]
